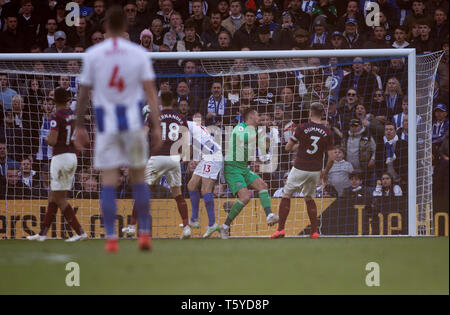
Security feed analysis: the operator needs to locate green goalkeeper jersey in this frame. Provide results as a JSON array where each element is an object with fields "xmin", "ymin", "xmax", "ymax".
[{"xmin": 225, "ymin": 122, "xmax": 264, "ymax": 170}]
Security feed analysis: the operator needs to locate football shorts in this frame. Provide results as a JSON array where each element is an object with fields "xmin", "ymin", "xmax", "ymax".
[
  {"xmin": 145, "ymin": 155, "xmax": 182, "ymax": 187},
  {"xmin": 283, "ymin": 167, "xmax": 321, "ymax": 197},
  {"xmin": 50, "ymin": 153, "xmax": 77, "ymax": 191},
  {"xmin": 224, "ymin": 165, "xmax": 260, "ymax": 196},
  {"xmin": 94, "ymin": 129, "xmax": 148, "ymax": 170},
  {"xmin": 193, "ymin": 160, "xmax": 223, "ymax": 180}
]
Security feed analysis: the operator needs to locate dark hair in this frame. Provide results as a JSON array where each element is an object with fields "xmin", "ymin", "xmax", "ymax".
[
  {"xmin": 395, "ymin": 25, "xmax": 408, "ymax": 33},
  {"xmin": 54, "ymin": 87, "xmax": 69, "ymax": 105},
  {"xmin": 244, "ymin": 8, "xmax": 256, "ymax": 15},
  {"xmin": 106, "ymin": 5, "xmax": 126, "ymax": 33},
  {"xmin": 161, "ymin": 91, "xmax": 175, "ymax": 107},
  {"xmin": 349, "ymin": 171, "xmax": 361, "ymax": 180},
  {"xmin": 21, "ymin": 156, "xmax": 31, "ymax": 163},
  {"xmin": 211, "ymin": 81, "xmax": 222, "ymax": 88},
  {"xmin": 385, "ymin": 121, "xmax": 396, "ymax": 128},
  {"xmin": 210, "ymin": 9, "xmax": 222, "ymax": 17},
  {"xmin": 29, "ymin": 44, "xmax": 42, "ymax": 52},
  {"xmin": 21, "ymin": 0, "xmax": 32, "ymax": 6},
  {"xmin": 177, "ymin": 80, "xmax": 188, "ymax": 87},
  {"xmin": 417, "ymin": 18, "xmax": 432, "ymax": 28},
  {"xmin": 184, "ymin": 18, "xmax": 197, "ymax": 30}
]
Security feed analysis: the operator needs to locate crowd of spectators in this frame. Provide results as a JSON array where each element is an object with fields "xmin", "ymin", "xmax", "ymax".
[{"xmin": 0, "ymin": 0, "xmax": 449, "ymax": 215}]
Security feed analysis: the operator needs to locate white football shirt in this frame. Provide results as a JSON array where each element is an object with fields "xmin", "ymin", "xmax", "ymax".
[
  {"xmin": 79, "ymin": 37, "xmax": 155, "ymax": 134},
  {"xmin": 188, "ymin": 120, "xmax": 222, "ymax": 162}
]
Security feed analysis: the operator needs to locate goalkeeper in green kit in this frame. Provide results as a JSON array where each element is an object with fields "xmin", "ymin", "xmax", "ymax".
[{"xmin": 220, "ymin": 107, "xmax": 279, "ymax": 239}]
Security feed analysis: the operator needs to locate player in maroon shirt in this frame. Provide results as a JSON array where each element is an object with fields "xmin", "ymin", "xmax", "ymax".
[
  {"xmin": 271, "ymin": 102, "xmax": 335, "ymax": 239},
  {"xmin": 146, "ymin": 93, "xmax": 189, "ymax": 157},
  {"xmin": 123, "ymin": 91, "xmax": 193, "ymax": 239},
  {"xmin": 27, "ymin": 88, "xmax": 87, "ymax": 242}
]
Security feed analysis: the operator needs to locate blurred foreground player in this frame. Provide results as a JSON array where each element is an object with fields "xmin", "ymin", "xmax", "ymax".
[
  {"xmin": 74, "ymin": 6, "xmax": 162, "ymax": 252},
  {"xmin": 271, "ymin": 102, "xmax": 335, "ymax": 239},
  {"xmin": 27, "ymin": 88, "xmax": 87, "ymax": 242}
]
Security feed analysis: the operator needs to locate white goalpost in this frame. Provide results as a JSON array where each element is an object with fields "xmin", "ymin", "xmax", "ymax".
[{"xmin": 0, "ymin": 49, "xmax": 444, "ymax": 238}]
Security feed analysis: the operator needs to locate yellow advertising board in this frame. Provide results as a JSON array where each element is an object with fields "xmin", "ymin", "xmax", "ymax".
[{"xmin": 0, "ymin": 198, "xmax": 335, "ymax": 239}]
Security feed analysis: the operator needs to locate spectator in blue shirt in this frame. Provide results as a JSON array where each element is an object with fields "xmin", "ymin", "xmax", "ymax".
[
  {"xmin": 0, "ymin": 73, "xmax": 18, "ymax": 110},
  {"xmin": 432, "ymin": 103, "xmax": 449, "ymax": 162},
  {"xmin": 0, "ymin": 140, "xmax": 19, "ymax": 178},
  {"xmin": 75, "ymin": 0, "xmax": 94, "ymax": 17},
  {"xmin": 432, "ymin": 104, "xmax": 449, "ymax": 165}
]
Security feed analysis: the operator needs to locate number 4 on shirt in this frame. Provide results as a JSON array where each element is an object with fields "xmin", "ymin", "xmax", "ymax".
[{"xmin": 109, "ymin": 65, "xmax": 125, "ymax": 92}]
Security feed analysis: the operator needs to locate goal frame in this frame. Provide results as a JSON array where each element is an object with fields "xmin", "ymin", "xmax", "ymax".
[{"xmin": 0, "ymin": 48, "xmax": 421, "ymax": 236}]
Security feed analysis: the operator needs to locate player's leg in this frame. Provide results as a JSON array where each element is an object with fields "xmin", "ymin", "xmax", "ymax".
[
  {"xmin": 220, "ymin": 186, "xmax": 250, "ymax": 239},
  {"xmin": 248, "ymin": 176, "xmax": 278, "ymax": 226},
  {"xmin": 170, "ymin": 186, "xmax": 191, "ymax": 239},
  {"xmin": 27, "ymin": 189, "xmax": 58, "ymax": 241},
  {"xmin": 122, "ymin": 203, "xmax": 137, "ymax": 236},
  {"xmin": 301, "ymin": 171, "xmax": 321, "ymax": 238},
  {"xmin": 187, "ymin": 173, "xmax": 202, "ymax": 228},
  {"xmin": 304, "ymin": 196, "xmax": 319, "ymax": 238},
  {"xmin": 270, "ymin": 193, "xmax": 291, "ymax": 239},
  {"xmin": 165, "ymin": 158, "xmax": 191, "ymax": 239},
  {"xmin": 127, "ymin": 130, "xmax": 152, "ymax": 249},
  {"xmin": 170, "ymin": 186, "xmax": 189, "ymax": 229},
  {"xmin": 28, "ymin": 158, "xmax": 60, "ymax": 240},
  {"xmin": 220, "ymin": 168, "xmax": 250, "ymax": 239},
  {"xmin": 225, "ymin": 186, "xmax": 251, "ymax": 226},
  {"xmin": 129, "ymin": 166, "xmax": 152, "ymax": 250},
  {"xmin": 94, "ymin": 133, "xmax": 129, "ymax": 252},
  {"xmin": 49, "ymin": 190, "xmax": 86, "ymax": 242},
  {"xmin": 123, "ymin": 156, "xmax": 154, "ymax": 236},
  {"xmin": 271, "ymin": 168, "xmax": 303, "ymax": 238},
  {"xmin": 100, "ymin": 169, "xmax": 120, "ymax": 238},
  {"xmin": 29, "ymin": 153, "xmax": 85, "ymax": 242},
  {"xmin": 200, "ymin": 177, "xmax": 220, "ymax": 238}
]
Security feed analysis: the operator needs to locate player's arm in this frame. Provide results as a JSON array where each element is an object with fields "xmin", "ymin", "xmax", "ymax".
[
  {"xmin": 285, "ymin": 138, "xmax": 298, "ymax": 152},
  {"xmin": 286, "ymin": 125, "xmax": 302, "ymax": 152},
  {"xmin": 74, "ymin": 84, "xmax": 91, "ymax": 151},
  {"xmin": 321, "ymin": 149, "xmax": 335, "ymax": 181},
  {"xmin": 46, "ymin": 129, "xmax": 58, "ymax": 147},
  {"xmin": 180, "ymin": 121, "xmax": 191, "ymax": 162},
  {"xmin": 143, "ymin": 79, "xmax": 162, "ymax": 149}
]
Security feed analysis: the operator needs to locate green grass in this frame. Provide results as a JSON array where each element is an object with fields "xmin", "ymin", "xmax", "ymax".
[{"xmin": 0, "ymin": 237, "xmax": 448, "ymax": 295}]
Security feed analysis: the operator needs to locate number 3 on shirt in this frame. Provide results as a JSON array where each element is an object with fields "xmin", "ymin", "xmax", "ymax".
[
  {"xmin": 108, "ymin": 65, "xmax": 125, "ymax": 92},
  {"xmin": 307, "ymin": 136, "xmax": 320, "ymax": 154}
]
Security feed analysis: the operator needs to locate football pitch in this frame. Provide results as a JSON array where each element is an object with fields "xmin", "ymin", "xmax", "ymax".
[{"xmin": 0, "ymin": 237, "xmax": 448, "ymax": 295}]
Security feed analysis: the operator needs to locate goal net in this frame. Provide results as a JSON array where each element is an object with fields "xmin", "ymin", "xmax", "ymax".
[{"xmin": 0, "ymin": 49, "xmax": 444, "ymax": 239}]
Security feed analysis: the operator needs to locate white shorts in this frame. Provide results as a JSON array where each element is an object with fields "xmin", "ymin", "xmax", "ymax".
[
  {"xmin": 145, "ymin": 155, "xmax": 182, "ymax": 187},
  {"xmin": 193, "ymin": 160, "xmax": 223, "ymax": 180},
  {"xmin": 283, "ymin": 167, "xmax": 321, "ymax": 197},
  {"xmin": 94, "ymin": 129, "xmax": 148, "ymax": 170},
  {"xmin": 50, "ymin": 153, "xmax": 77, "ymax": 191}
]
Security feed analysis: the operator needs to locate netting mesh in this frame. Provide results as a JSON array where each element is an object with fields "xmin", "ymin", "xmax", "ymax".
[{"xmin": 0, "ymin": 50, "xmax": 444, "ymax": 239}]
